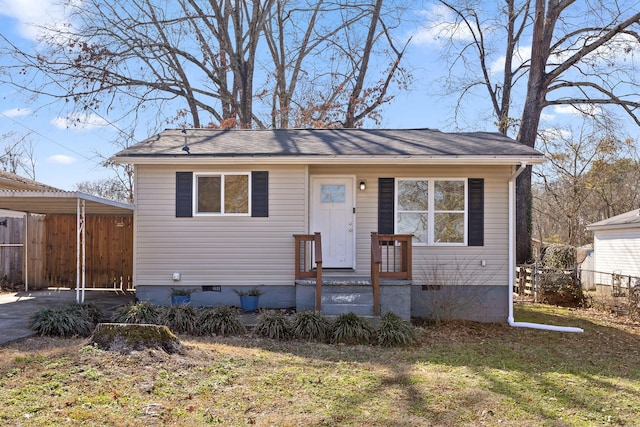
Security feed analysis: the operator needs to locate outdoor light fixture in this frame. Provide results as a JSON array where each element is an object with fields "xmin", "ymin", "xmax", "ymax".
[
  {"xmin": 359, "ymin": 180, "xmax": 366, "ymax": 191},
  {"xmin": 181, "ymin": 126, "xmax": 190, "ymax": 154}
]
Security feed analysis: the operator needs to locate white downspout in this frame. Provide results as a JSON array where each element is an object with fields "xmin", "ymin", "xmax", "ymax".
[{"xmin": 508, "ymin": 163, "xmax": 583, "ymax": 333}]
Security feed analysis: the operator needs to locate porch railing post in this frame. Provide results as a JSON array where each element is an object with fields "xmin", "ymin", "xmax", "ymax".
[
  {"xmin": 314, "ymin": 232, "xmax": 323, "ymax": 312},
  {"xmin": 371, "ymin": 232, "xmax": 381, "ymax": 316},
  {"xmin": 294, "ymin": 232, "xmax": 323, "ymax": 312}
]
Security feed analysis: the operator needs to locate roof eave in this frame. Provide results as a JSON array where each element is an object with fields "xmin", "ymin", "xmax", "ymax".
[
  {"xmin": 586, "ymin": 223, "xmax": 640, "ymax": 232},
  {"xmin": 112, "ymin": 154, "xmax": 545, "ymax": 165}
]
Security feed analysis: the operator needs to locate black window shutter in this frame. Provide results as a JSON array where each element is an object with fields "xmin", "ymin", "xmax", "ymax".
[
  {"xmin": 176, "ymin": 172, "xmax": 193, "ymax": 217},
  {"xmin": 468, "ymin": 178, "xmax": 484, "ymax": 246},
  {"xmin": 251, "ymin": 171, "xmax": 269, "ymax": 217},
  {"xmin": 378, "ymin": 178, "xmax": 395, "ymax": 234}
]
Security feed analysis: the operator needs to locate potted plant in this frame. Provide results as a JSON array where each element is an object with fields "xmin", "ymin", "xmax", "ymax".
[
  {"xmin": 170, "ymin": 288, "xmax": 195, "ymax": 305},
  {"xmin": 234, "ymin": 287, "xmax": 263, "ymax": 312}
]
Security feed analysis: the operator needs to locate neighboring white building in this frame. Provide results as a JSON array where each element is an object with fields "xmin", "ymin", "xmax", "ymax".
[{"xmin": 586, "ymin": 209, "xmax": 640, "ymax": 286}]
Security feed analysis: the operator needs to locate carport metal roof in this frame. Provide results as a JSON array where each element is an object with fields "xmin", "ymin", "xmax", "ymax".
[
  {"xmin": 0, "ymin": 190, "xmax": 134, "ymax": 303},
  {"xmin": 0, "ymin": 190, "xmax": 134, "ymax": 215}
]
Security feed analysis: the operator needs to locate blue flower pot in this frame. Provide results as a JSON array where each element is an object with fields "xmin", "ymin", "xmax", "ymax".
[
  {"xmin": 171, "ymin": 295, "xmax": 190, "ymax": 305},
  {"xmin": 240, "ymin": 295, "xmax": 259, "ymax": 312}
]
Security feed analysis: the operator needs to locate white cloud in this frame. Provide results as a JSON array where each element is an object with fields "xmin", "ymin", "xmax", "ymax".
[
  {"xmin": 411, "ymin": 4, "xmax": 475, "ymax": 47},
  {"xmin": 0, "ymin": 0, "xmax": 74, "ymax": 40},
  {"xmin": 540, "ymin": 128, "xmax": 572, "ymax": 141},
  {"xmin": 489, "ymin": 45, "xmax": 532, "ymax": 74},
  {"xmin": 51, "ymin": 113, "xmax": 109, "ymax": 130},
  {"xmin": 1, "ymin": 107, "xmax": 32, "ymax": 118},
  {"xmin": 540, "ymin": 112, "xmax": 555, "ymax": 121},
  {"xmin": 47, "ymin": 154, "xmax": 76, "ymax": 165},
  {"xmin": 554, "ymin": 104, "xmax": 603, "ymax": 116}
]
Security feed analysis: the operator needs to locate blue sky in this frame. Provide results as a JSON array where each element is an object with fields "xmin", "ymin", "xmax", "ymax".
[{"xmin": 1, "ymin": 0, "xmax": 637, "ymax": 191}]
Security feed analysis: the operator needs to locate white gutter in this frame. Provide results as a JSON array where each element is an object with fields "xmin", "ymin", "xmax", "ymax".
[{"xmin": 508, "ymin": 162, "xmax": 583, "ymax": 333}]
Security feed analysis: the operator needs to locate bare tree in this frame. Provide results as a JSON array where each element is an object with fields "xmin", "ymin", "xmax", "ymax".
[
  {"xmin": 75, "ymin": 175, "xmax": 133, "ymax": 204},
  {"xmin": 432, "ymin": 0, "xmax": 640, "ymax": 262},
  {"xmin": 532, "ymin": 116, "xmax": 638, "ymax": 246},
  {"xmin": 0, "ymin": 0, "xmax": 411, "ymax": 131},
  {"xmin": 0, "ymin": 131, "xmax": 37, "ymax": 180}
]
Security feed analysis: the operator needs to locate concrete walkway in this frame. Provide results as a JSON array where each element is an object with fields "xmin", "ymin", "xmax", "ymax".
[{"xmin": 0, "ymin": 289, "xmax": 135, "ymax": 346}]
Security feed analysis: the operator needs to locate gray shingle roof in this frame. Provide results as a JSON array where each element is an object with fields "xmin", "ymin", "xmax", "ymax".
[
  {"xmin": 114, "ymin": 128, "xmax": 543, "ymax": 162},
  {"xmin": 586, "ymin": 209, "xmax": 640, "ymax": 231}
]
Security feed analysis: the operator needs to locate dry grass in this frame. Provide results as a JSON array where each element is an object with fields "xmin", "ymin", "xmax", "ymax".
[{"xmin": 1, "ymin": 304, "xmax": 640, "ymax": 426}]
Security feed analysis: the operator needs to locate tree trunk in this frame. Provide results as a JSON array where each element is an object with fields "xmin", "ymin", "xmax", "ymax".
[{"xmin": 514, "ymin": 0, "xmax": 552, "ymax": 264}]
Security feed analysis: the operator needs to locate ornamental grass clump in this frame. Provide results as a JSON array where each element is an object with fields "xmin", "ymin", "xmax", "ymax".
[
  {"xmin": 290, "ymin": 311, "xmax": 331, "ymax": 342},
  {"xmin": 157, "ymin": 304, "xmax": 198, "ymax": 335},
  {"xmin": 65, "ymin": 302, "xmax": 103, "ymax": 325},
  {"xmin": 330, "ymin": 312, "xmax": 374, "ymax": 345},
  {"xmin": 111, "ymin": 301, "xmax": 160, "ymax": 325},
  {"xmin": 254, "ymin": 310, "xmax": 290, "ymax": 340},
  {"xmin": 29, "ymin": 304, "xmax": 96, "ymax": 337},
  {"xmin": 376, "ymin": 312, "xmax": 416, "ymax": 347},
  {"xmin": 196, "ymin": 307, "xmax": 246, "ymax": 336}
]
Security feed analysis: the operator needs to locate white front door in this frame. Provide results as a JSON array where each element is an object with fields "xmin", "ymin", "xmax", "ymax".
[{"xmin": 310, "ymin": 177, "xmax": 355, "ymax": 268}]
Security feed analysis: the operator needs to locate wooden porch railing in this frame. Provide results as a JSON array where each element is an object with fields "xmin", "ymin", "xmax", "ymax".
[
  {"xmin": 293, "ymin": 232, "xmax": 323, "ymax": 311},
  {"xmin": 371, "ymin": 232, "xmax": 413, "ymax": 315}
]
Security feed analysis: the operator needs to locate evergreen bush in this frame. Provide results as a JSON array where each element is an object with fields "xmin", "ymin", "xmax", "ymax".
[
  {"xmin": 290, "ymin": 311, "xmax": 331, "ymax": 342},
  {"xmin": 29, "ymin": 305, "xmax": 93, "ymax": 337},
  {"xmin": 330, "ymin": 312, "xmax": 373, "ymax": 345},
  {"xmin": 157, "ymin": 304, "xmax": 198, "ymax": 334},
  {"xmin": 196, "ymin": 307, "xmax": 246, "ymax": 336},
  {"xmin": 254, "ymin": 310, "xmax": 290, "ymax": 339},
  {"xmin": 376, "ymin": 312, "xmax": 416, "ymax": 347},
  {"xmin": 111, "ymin": 301, "xmax": 161, "ymax": 324}
]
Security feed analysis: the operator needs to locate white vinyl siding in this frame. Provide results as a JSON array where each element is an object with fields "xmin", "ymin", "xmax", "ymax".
[
  {"xmin": 593, "ymin": 228, "xmax": 640, "ymax": 280},
  {"xmin": 309, "ymin": 164, "xmax": 511, "ymax": 287},
  {"xmin": 134, "ymin": 164, "xmax": 307, "ymax": 287},
  {"xmin": 133, "ymin": 163, "xmax": 512, "ymax": 289}
]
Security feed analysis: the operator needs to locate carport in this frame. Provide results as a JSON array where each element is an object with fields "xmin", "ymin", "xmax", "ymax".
[{"xmin": 0, "ymin": 190, "xmax": 134, "ymax": 303}]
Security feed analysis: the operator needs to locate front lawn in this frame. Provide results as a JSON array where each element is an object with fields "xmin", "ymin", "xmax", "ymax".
[{"xmin": 1, "ymin": 304, "xmax": 639, "ymax": 426}]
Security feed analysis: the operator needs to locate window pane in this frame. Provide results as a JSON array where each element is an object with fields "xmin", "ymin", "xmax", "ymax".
[
  {"xmin": 435, "ymin": 180, "xmax": 464, "ymax": 210},
  {"xmin": 224, "ymin": 174, "xmax": 249, "ymax": 213},
  {"xmin": 398, "ymin": 212, "xmax": 428, "ymax": 244},
  {"xmin": 321, "ymin": 184, "xmax": 345, "ymax": 203},
  {"xmin": 398, "ymin": 180, "xmax": 428, "ymax": 211},
  {"xmin": 198, "ymin": 176, "xmax": 221, "ymax": 213},
  {"xmin": 434, "ymin": 213, "xmax": 464, "ymax": 243}
]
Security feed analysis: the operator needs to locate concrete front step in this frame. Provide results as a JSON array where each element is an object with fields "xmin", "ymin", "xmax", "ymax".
[
  {"xmin": 321, "ymin": 289, "xmax": 374, "ymax": 316},
  {"xmin": 321, "ymin": 303, "xmax": 374, "ymax": 316}
]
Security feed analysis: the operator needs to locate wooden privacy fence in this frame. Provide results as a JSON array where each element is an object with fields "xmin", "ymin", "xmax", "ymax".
[
  {"xmin": 0, "ymin": 215, "xmax": 45, "ymax": 288},
  {"xmin": 0, "ymin": 214, "xmax": 133, "ymax": 290},
  {"xmin": 45, "ymin": 215, "xmax": 133, "ymax": 290}
]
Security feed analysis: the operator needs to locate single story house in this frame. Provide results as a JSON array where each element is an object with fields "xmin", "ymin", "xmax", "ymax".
[
  {"xmin": 113, "ymin": 128, "xmax": 544, "ymax": 322},
  {"xmin": 586, "ymin": 209, "xmax": 640, "ymax": 290}
]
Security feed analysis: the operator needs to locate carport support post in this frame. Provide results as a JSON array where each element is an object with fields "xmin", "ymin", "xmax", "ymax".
[
  {"xmin": 76, "ymin": 199, "xmax": 86, "ymax": 304},
  {"xmin": 24, "ymin": 213, "xmax": 29, "ymax": 293}
]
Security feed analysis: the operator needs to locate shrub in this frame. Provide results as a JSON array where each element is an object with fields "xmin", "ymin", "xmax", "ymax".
[
  {"xmin": 254, "ymin": 310, "xmax": 290, "ymax": 340},
  {"xmin": 376, "ymin": 312, "xmax": 416, "ymax": 347},
  {"xmin": 290, "ymin": 311, "xmax": 331, "ymax": 342},
  {"xmin": 29, "ymin": 306, "xmax": 93, "ymax": 337},
  {"xmin": 541, "ymin": 244, "xmax": 575, "ymax": 268},
  {"xmin": 157, "ymin": 305, "xmax": 198, "ymax": 334},
  {"xmin": 330, "ymin": 312, "xmax": 373, "ymax": 345},
  {"xmin": 111, "ymin": 301, "xmax": 161, "ymax": 325},
  {"xmin": 65, "ymin": 302, "xmax": 103, "ymax": 324},
  {"xmin": 196, "ymin": 307, "xmax": 246, "ymax": 336}
]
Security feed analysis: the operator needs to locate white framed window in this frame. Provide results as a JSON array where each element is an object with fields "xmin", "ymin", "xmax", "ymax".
[
  {"xmin": 396, "ymin": 178, "xmax": 467, "ymax": 245},
  {"xmin": 194, "ymin": 172, "xmax": 250, "ymax": 215}
]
